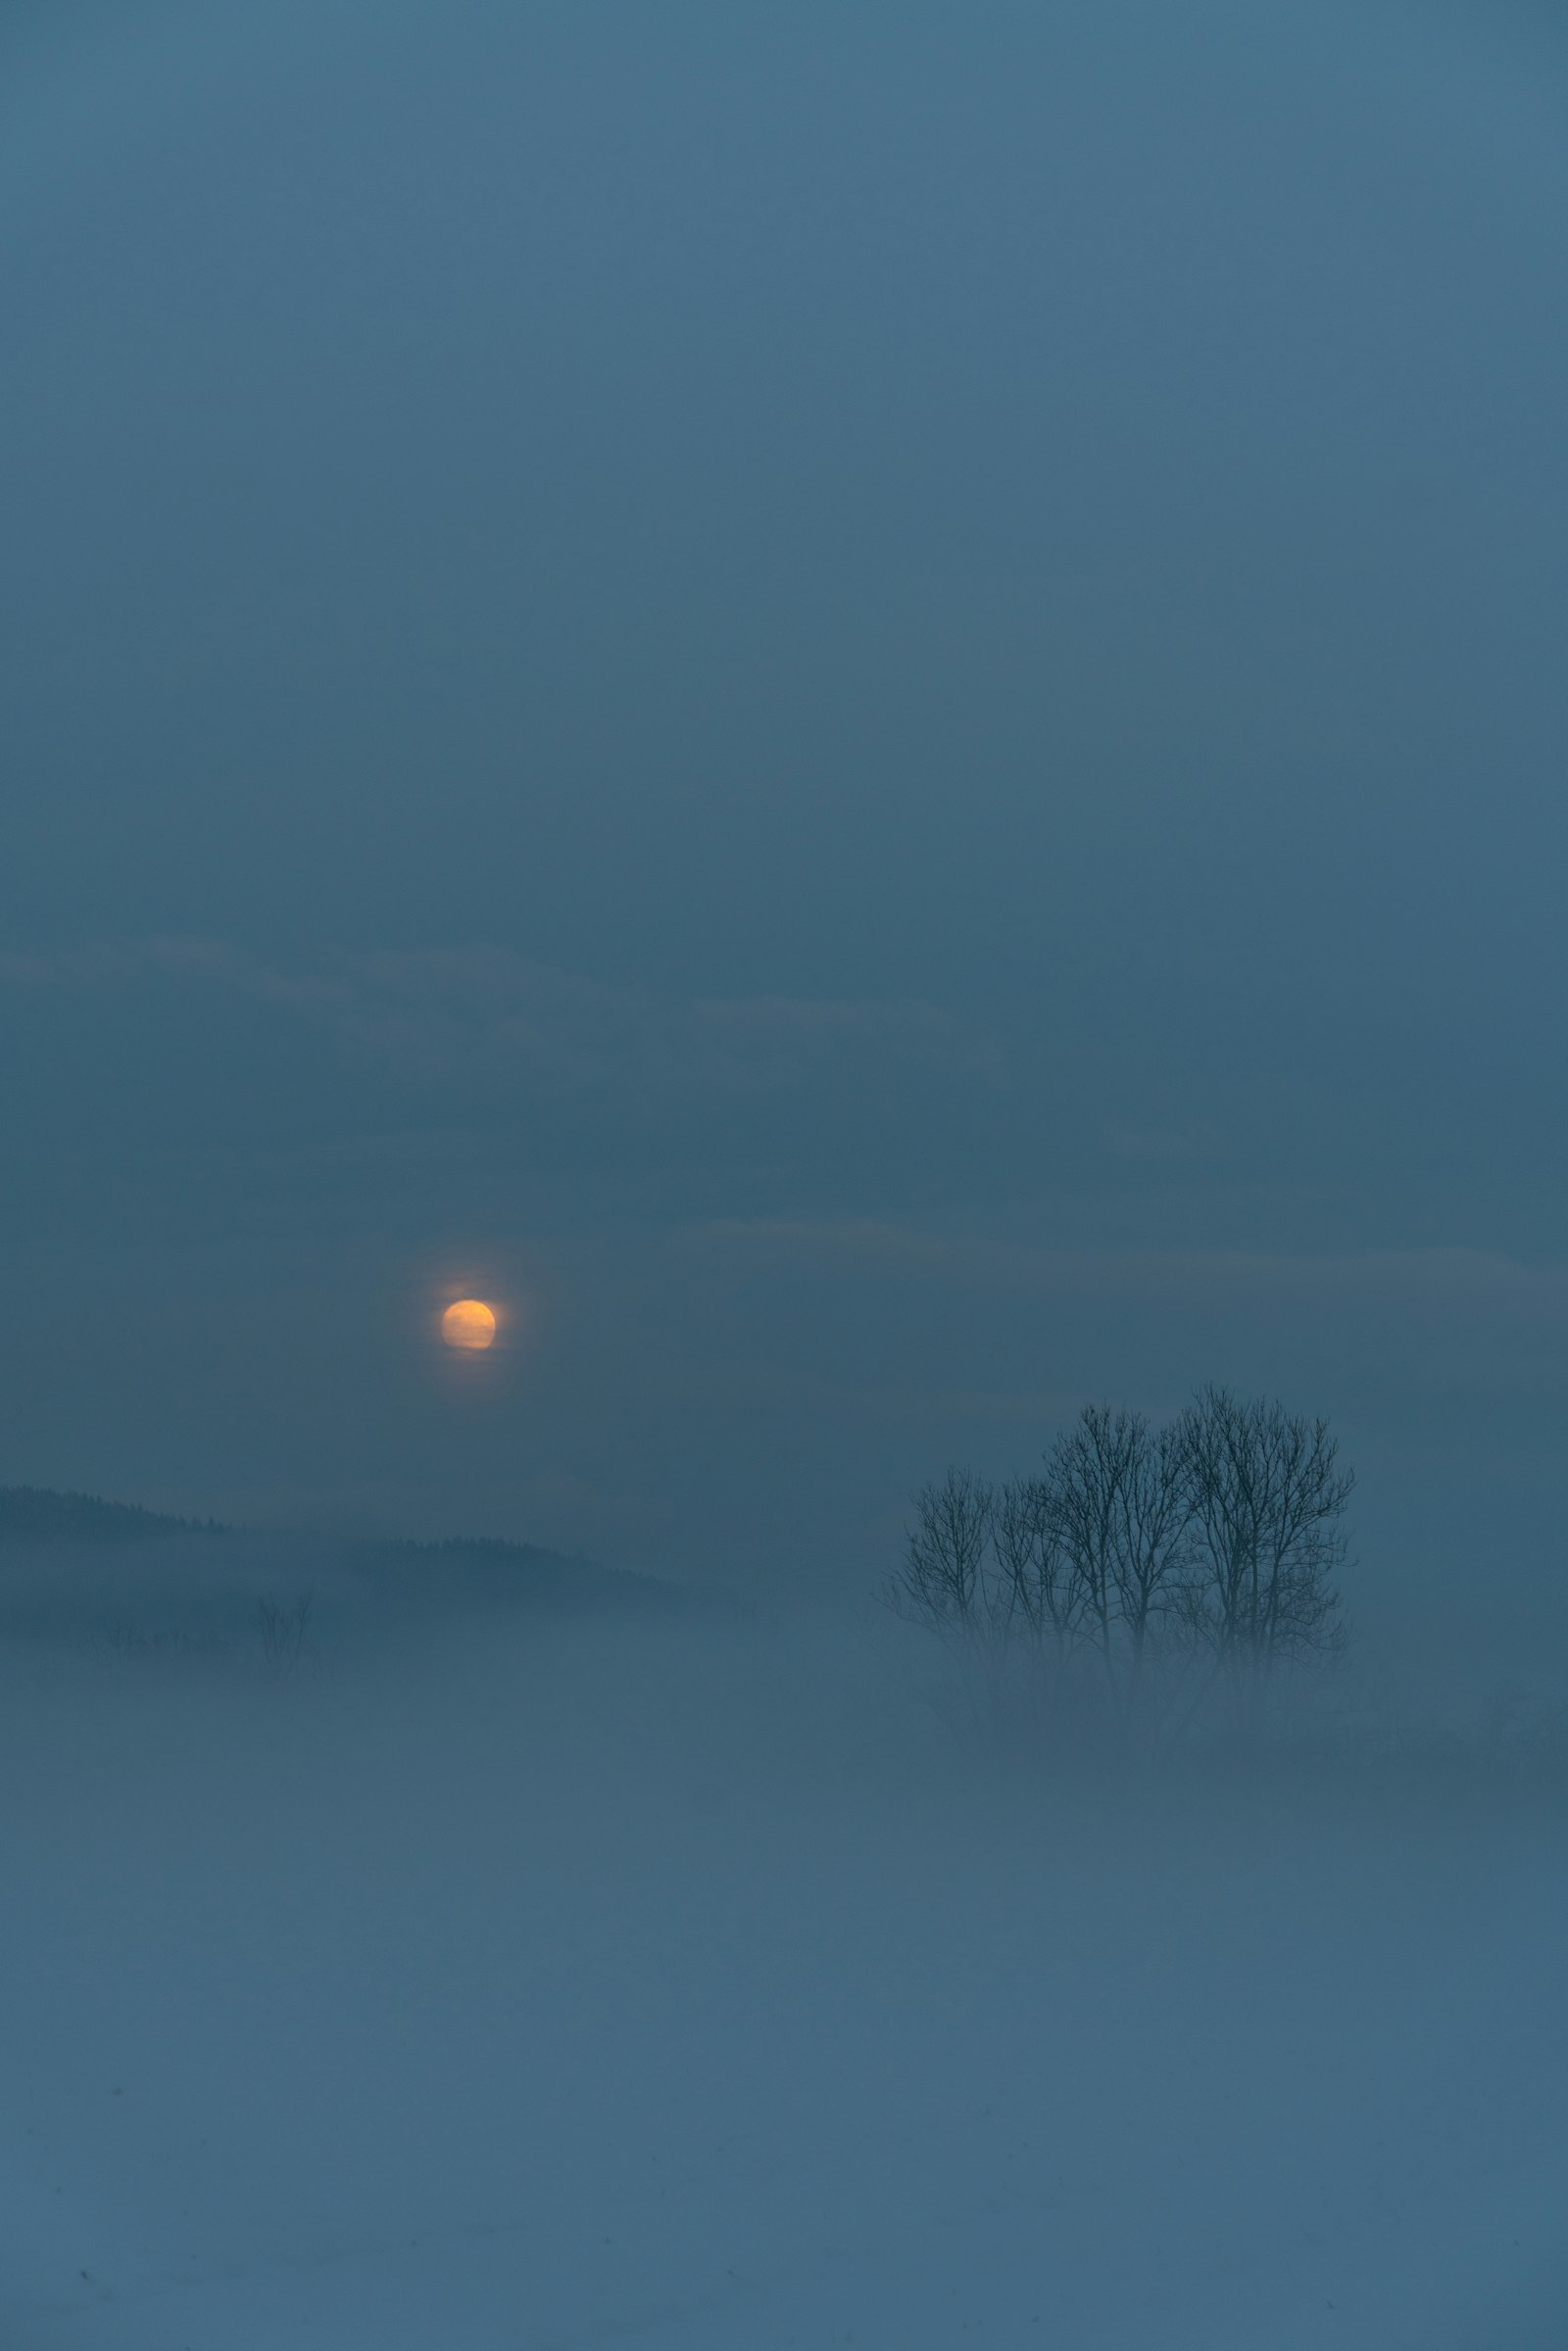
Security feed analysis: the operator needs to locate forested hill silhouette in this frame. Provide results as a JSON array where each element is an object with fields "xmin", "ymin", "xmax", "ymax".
[
  {"xmin": 0, "ymin": 1485, "xmax": 704, "ymax": 1620},
  {"xmin": 0, "ymin": 1486, "xmax": 222, "ymax": 1544},
  {"xmin": 351, "ymin": 1535, "xmax": 693, "ymax": 1616}
]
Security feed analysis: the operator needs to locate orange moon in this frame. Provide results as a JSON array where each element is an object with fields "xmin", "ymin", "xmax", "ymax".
[{"xmin": 441, "ymin": 1298, "xmax": 498, "ymax": 1351}]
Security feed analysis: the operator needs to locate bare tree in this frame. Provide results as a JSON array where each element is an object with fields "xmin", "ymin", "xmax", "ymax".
[
  {"xmin": 1042, "ymin": 1405, "xmax": 1143, "ymax": 1685},
  {"xmin": 991, "ymin": 1473, "xmax": 1080, "ymax": 1662},
  {"xmin": 256, "ymin": 1590, "xmax": 315, "ymax": 1674},
  {"xmin": 892, "ymin": 1388, "xmax": 1354, "ymax": 1745},
  {"xmin": 1032, "ymin": 1404, "xmax": 1192, "ymax": 1701},
  {"xmin": 886, "ymin": 1468, "xmax": 995, "ymax": 1646},
  {"xmin": 1171, "ymin": 1386, "xmax": 1350, "ymax": 1688},
  {"xmin": 1109, "ymin": 1416, "xmax": 1192, "ymax": 1680}
]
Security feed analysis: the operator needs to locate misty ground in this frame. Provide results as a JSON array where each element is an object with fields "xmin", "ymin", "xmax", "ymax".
[{"xmin": 4, "ymin": 1544, "xmax": 1565, "ymax": 2348}]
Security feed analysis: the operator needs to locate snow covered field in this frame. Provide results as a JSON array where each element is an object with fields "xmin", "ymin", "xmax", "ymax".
[{"xmin": 5, "ymin": 1604, "xmax": 1565, "ymax": 2348}]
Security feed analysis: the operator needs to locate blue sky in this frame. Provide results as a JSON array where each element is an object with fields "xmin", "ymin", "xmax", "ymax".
[{"xmin": 4, "ymin": 0, "xmax": 1567, "ymax": 1606}]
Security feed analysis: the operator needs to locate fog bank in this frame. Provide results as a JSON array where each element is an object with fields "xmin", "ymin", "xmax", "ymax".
[{"xmin": 5, "ymin": 1596, "xmax": 1564, "ymax": 2346}]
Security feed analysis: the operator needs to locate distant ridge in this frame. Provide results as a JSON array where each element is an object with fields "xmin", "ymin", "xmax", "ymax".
[
  {"xmin": 0, "ymin": 1486, "xmax": 702, "ymax": 1617},
  {"xmin": 358, "ymin": 1534, "xmax": 685, "ymax": 1614},
  {"xmin": 0, "ymin": 1487, "xmax": 223, "ymax": 1544}
]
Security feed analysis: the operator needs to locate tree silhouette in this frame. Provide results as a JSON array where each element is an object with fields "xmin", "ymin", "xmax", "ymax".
[{"xmin": 890, "ymin": 1388, "xmax": 1352, "ymax": 1738}]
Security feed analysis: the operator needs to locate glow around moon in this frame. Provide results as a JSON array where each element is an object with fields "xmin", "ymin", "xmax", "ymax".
[{"xmin": 441, "ymin": 1298, "xmax": 498, "ymax": 1351}]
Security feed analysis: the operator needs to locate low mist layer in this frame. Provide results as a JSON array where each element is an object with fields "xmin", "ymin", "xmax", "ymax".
[{"xmin": 4, "ymin": 1564, "xmax": 1564, "ymax": 2348}]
